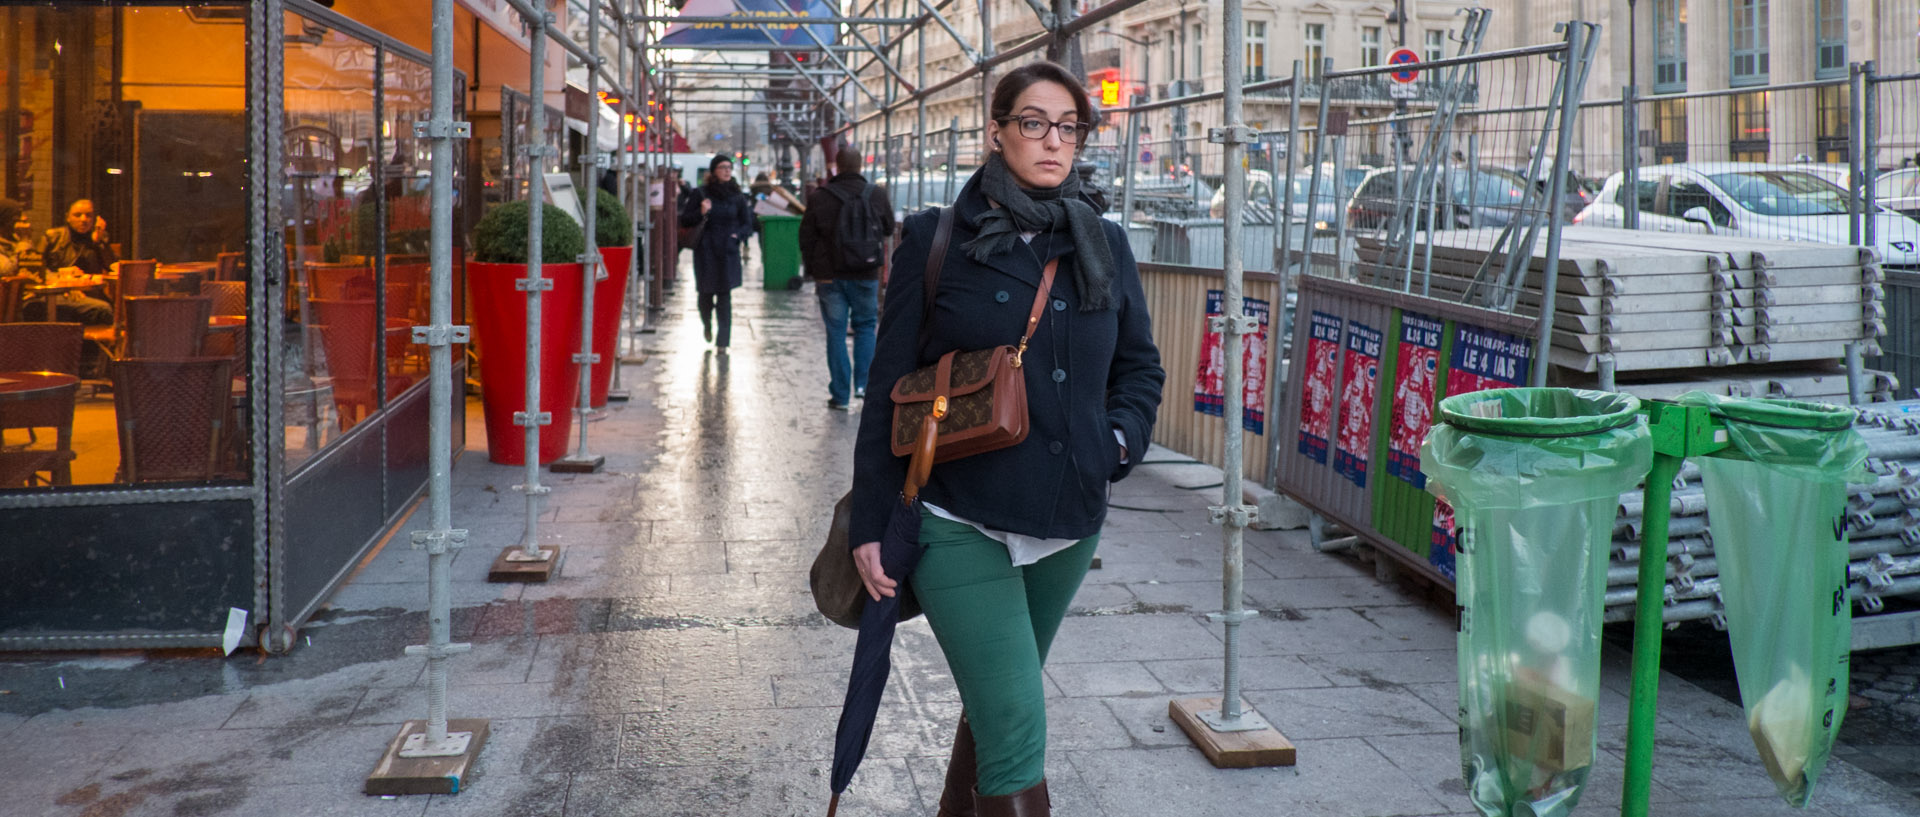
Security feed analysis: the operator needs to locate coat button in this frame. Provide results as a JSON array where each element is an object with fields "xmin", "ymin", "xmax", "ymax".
[
  {"xmin": 994, "ymin": 290, "xmax": 1010, "ymax": 303},
  {"xmin": 1051, "ymin": 368, "xmax": 1066, "ymax": 383},
  {"xmin": 1052, "ymin": 299, "xmax": 1067, "ymax": 311},
  {"xmin": 1048, "ymin": 441, "xmax": 1064, "ymax": 455}
]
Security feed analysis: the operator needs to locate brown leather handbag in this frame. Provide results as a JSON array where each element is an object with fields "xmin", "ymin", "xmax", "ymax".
[{"xmin": 889, "ymin": 207, "xmax": 1059, "ymax": 464}]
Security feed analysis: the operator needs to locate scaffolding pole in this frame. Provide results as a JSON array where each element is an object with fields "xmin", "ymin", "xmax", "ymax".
[{"xmin": 556, "ymin": 0, "xmax": 610, "ymax": 474}]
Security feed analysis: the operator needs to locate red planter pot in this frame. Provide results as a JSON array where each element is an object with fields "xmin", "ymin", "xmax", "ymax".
[
  {"xmin": 590, "ymin": 245, "xmax": 633, "ymax": 408},
  {"xmin": 468, "ymin": 260, "xmax": 586, "ymax": 465}
]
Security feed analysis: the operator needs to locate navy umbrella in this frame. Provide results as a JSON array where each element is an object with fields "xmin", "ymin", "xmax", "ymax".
[{"xmin": 827, "ymin": 416, "xmax": 938, "ymax": 816}]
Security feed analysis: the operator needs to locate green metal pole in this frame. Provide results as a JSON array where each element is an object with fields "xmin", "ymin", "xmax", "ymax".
[{"xmin": 1621, "ymin": 449, "xmax": 1680, "ymax": 817}]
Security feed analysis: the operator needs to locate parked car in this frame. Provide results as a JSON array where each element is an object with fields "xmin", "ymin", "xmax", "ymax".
[
  {"xmin": 1207, "ymin": 169, "xmax": 1358, "ymax": 228},
  {"xmin": 1344, "ymin": 166, "xmax": 1531, "ymax": 231},
  {"xmin": 1487, "ymin": 164, "xmax": 1598, "ymax": 223},
  {"xmin": 1872, "ymin": 167, "xmax": 1920, "ymax": 220},
  {"xmin": 1113, "ymin": 172, "xmax": 1214, "ymax": 218},
  {"xmin": 1572, "ymin": 162, "xmax": 1920, "ymax": 267}
]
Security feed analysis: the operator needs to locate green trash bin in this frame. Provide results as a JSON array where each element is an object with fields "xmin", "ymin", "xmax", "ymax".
[
  {"xmin": 1421, "ymin": 388, "xmax": 1652, "ymax": 817},
  {"xmin": 758, "ymin": 214, "xmax": 802, "ymax": 290},
  {"xmin": 1674, "ymin": 392, "xmax": 1868, "ymax": 807}
]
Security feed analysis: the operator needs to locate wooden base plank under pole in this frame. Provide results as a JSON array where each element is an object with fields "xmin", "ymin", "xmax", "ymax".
[
  {"xmin": 488, "ymin": 545, "xmax": 559, "ymax": 582},
  {"xmin": 365, "ymin": 719, "xmax": 491, "ymax": 795},
  {"xmin": 1169, "ymin": 697, "xmax": 1297, "ymax": 769}
]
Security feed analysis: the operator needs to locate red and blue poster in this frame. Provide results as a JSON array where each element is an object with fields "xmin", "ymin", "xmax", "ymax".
[
  {"xmin": 1193, "ymin": 291, "xmax": 1272, "ymax": 434},
  {"xmin": 1297, "ymin": 311, "xmax": 1343, "ymax": 464},
  {"xmin": 1386, "ymin": 311, "xmax": 1445, "ymax": 489},
  {"xmin": 1431, "ymin": 321, "xmax": 1532, "ymax": 580},
  {"xmin": 1445, "ymin": 321, "xmax": 1533, "ymax": 396},
  {"xmin": 1333, "ymin": 320, "xmax": 1383, "ymax": 487}
]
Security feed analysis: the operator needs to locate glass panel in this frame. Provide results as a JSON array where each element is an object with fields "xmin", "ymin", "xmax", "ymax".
[
  {"xmin": 0, "ymin": 4, "xmax": 251, "ymax": 492},
  {"xmin": 381, "ymin": 51, "xmax": 432, "ymax": 399},
  {"xmin": 283, "ymin": 11, "xmax": 378, "ymax": 460},
  {"xmin": 1361, "ymin": 27, "xmax": 1381, "ymax": 67}
]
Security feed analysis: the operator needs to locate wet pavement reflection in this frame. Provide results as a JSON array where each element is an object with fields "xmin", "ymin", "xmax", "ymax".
[{"xmin": 2, "ymin": 265, "xmax": 1920, "ymax": 816}]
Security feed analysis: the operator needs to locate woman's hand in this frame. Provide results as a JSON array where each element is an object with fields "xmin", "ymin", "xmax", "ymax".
[
  {"xmin": 700, "ymin": 198, "xmax": 713, "ymax": 215},
  {"xmin": 851, "ymin": 541, "xmax": 896, "ymax": 602}
]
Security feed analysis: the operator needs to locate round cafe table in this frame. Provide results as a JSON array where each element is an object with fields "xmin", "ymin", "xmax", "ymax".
[
  {"xmin": 25, "ymin": 277, "xmax": 103, "ymax": 322},
  {"xmin": 0, "ymin": 370, "xmax": 79, "ymax": 401}
]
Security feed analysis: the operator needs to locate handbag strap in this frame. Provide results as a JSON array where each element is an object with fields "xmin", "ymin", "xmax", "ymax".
[
  {"xmin": 917, "ymin": 205, "xmax": 957, "ymax": 359},
  {"xmin": 1013, "ymin": 259, "xmax": 1059, "ymax": 368}
]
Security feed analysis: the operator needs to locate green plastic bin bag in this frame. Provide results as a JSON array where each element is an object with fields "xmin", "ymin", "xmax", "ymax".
[
  {"xmin": 1421, "ymin": 388, "xmax": 1652, "ymax": 817},
  {"xmin": 1675, "ymin": 392, "xmax": 1869, "ymax": 807}
]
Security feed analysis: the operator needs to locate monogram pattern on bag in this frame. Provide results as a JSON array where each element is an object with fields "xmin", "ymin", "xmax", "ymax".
[
  {"xmin": 893, "ymin": 348, "xmax": 1000, "ymax": 398},
  {"xmin": 892, "ymin": 383, "xmax": 1002, "ymax": 449}
]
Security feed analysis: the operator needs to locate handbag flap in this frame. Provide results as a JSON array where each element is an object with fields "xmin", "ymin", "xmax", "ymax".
[{"xmin": 890, "ymin": 346, "xmax": 1010, "ymax": 404}]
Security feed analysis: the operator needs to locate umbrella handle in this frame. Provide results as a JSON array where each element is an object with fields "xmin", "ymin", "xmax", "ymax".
[
  {"xmin": 904, "ymin": 413, "xmax": 937, "ymax": 500},
  {"xmin": 826, "ymin": 792, "xmax": 840, "ymax": 817}
]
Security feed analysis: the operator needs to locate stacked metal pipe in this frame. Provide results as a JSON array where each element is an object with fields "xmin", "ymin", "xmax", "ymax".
[{"xmin": 1603, "ymin": 400, "xmax": 1920, "ymax": 627}]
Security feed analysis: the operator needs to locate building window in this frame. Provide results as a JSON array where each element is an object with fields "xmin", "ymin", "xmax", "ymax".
[
  {"xmin": 1653, "ymin": 0, "xmax": 1687, "ymax": 92},
  {"xmin": 1361, "ymin": 26, "xmax": 1382, "ymax": 67},
  {"xmin": 1815, "ymin": 0, "xmax": 1845, "ymax": 79},
  {"xmin": 1729, "ymin": 91, "xmax": 1770, "ymax": 161},
  {"xmin": 1730, "ymin": 0, "xmax": 1769, "ymax": 87},
  {"xmin": 1193, "ymin": 24, "xmax": 1205, "ymax": 79},
  {"xmin": 1166, "ymin": 36, "xmax": 1177, "ymax": 88},
  {"xmin": 1246, "ymin": 20, "xmax": 1267, "ymax": 82},
  {"xmin": 1424, "ymin": 30, "xmax": 1445, "ymax": 64},
  {"xmin": 1304, "ymin": 23, "xmax": 1325, "ymax": 77},
  {"xmin": 1654, "ymin": 98, "xmax": 1689, "ymax": 163},
  {"xmin": 1815, "ymin": 84, "xmax": 1849, "ymax": 162}
]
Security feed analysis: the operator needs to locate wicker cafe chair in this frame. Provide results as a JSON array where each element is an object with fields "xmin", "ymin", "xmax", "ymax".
[
  {"xmin": 0, "ymin": 275, "xmax": 31, "ymax": 323},
  {"xmin": 124, "ymin": 295, "xmax": 211, "ymax": 359},
  {"xmin": 0, "ymin": 321, "xmax": 85, "ymax": 456},
  {"xmin": 203, "ymin": 280, "xmax": 247, "ymax": 317},
  {"xmin": 0, "ymin": 322, "xmax": 85, "ymax": 375},
  {"xmin": 0, "ymin": 369, "xmax": 80, "ymax": 487},
  {"xmin": 306, "ymin": 262, "xmax": 374, "ymax": 301},
  {"xmin": 85, "ymin": 259, "xmax": 158, "ymax": 358},
  {"xmin": 310, "ymin": 298, "xmax": 379, "ymax": 423},
  {"xmin": 215, "ymin": 251, "xmax": 247, "ymax": 282},
  {"xmin": 110, "ymin": 357, "xmax": 232, "ymax": 484}
]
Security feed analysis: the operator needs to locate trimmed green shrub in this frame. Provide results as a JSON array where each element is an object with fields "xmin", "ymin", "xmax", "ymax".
[{"xmin": 472, "ymin": 201, "xmax": 586, "ymax": 264}]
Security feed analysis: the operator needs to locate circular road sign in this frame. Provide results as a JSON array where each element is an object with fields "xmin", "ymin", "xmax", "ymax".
[
  {"xmin": 1388, "ymin": 48, "xmax": 1421, "ymax": 83},
  {"xmin": 1140, "ymin": 150, "xmax": 1153, "ymax": 164}
]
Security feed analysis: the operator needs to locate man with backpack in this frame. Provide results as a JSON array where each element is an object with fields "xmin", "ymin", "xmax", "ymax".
[{"xmin": 799, "ymin": 142, "xmax": 894, "ymax": 410}]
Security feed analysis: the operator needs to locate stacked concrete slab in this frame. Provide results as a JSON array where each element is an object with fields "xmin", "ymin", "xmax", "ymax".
[{"xmin": 1354, "ymin": 226, "xmax": 1890, "ymax": 396}]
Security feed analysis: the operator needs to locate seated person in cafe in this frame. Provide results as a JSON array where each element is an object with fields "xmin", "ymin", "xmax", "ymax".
[{"xmin": 30, "ymin": 198, "xmax": 115, "ymax": 325}]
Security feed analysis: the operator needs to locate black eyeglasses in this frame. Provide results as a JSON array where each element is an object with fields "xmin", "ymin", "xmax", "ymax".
[{"xmin": 997, "ymin": 115, "xmax": 1090, "ymax": 146}]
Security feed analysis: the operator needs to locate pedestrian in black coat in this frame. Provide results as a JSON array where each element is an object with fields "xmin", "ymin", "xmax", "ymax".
[
  {"xmin": 679, "ymin": 154, "xmax": 755, "ymax": 347},
  {"xmin": 845, "ymin": 61, "xmax": 1164, "ymax": 816}
]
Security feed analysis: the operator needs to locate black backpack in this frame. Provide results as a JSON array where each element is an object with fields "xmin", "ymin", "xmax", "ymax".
[{"xmin": 827, "ymin": 181, "xmax": 884, "ymax": 273}]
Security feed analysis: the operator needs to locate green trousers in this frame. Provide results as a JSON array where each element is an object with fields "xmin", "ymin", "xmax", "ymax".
[{"xmin": 910, "ymin": 511, "xmax": 1099, "ymax": 796}]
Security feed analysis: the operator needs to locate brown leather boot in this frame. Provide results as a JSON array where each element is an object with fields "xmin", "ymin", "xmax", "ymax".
[
  {"xmin": 935, "ymin": 715, "xmax": 978, "ymax": 817},
  {"xmin": 973, "ymin": 779, "xmax": 1049, "ymax": 817}
]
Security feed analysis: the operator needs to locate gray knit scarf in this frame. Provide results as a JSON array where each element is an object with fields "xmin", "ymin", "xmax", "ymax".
[{"xmin": 963, "ymin": 153, "xmax": 1114, "ymax": 311}]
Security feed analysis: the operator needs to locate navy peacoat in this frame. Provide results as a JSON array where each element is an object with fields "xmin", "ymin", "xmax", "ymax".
[
  {"xmin": 849, "ymin": 170, "xmax": 1165, "ymax": 546},
  {"xmin": 679, "ymin": 182, "xmax": 755, "ymax": 294}
]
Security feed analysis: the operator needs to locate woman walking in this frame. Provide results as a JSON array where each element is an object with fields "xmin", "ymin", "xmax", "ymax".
[
  {"xmin": 679, "ymin": 153, "xmax": 754, "ymax": 348},
  {"xmin": 848, "ymin": 61, "xmax": 1164, "ymax": 816}
]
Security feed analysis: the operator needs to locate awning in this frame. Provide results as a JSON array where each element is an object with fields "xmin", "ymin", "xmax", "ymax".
[{"xmin": 565, "ymin": 67, "xmax": 627, "ymax": 153}]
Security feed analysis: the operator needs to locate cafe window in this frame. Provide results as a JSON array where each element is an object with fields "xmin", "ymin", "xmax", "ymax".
[
  {"xmin": 1729, "ymin": 0, "xmax": 1769, "ymax": 87},
  {"xmin": 1653, "ymin": 0, "xmax": 1687, "ymax": 93},
  {"xmin": 1729, "ymin": 90, "xmax": 1770, "ymax": 162},
  {"xmin": 1361, "ymin": 26, "xmax": 1382, "ymax": 67},
  {"xmin": 1815, "ymin": 0, "xmax": 1845, "ymax": 79},
  {"xmin": 2, "ymin": 3, "xmax": 251, "ymax": 491}
]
